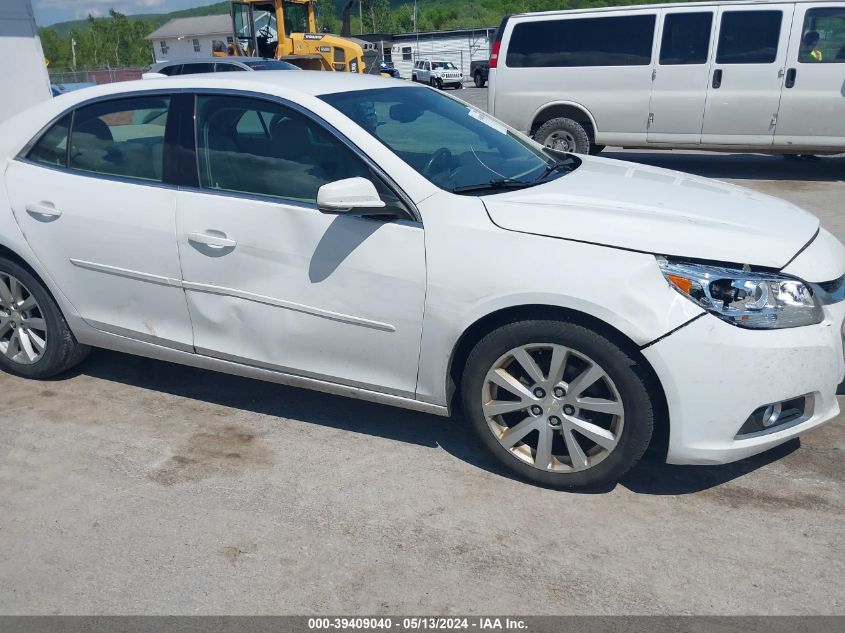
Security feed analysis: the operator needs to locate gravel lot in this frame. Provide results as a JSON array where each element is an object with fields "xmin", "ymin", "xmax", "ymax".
[{"xmin": 1, "ymin": 86, "xmax": 843, "ymax": 615}]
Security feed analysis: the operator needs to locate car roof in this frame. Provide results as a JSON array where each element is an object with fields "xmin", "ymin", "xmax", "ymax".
[{"xmin": 58, "ymin": 71, "xmax": 412, "ymax": 104}]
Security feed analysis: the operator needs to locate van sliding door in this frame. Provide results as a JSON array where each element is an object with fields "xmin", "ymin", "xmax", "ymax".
[
  {"xmin": 647, "ymin": 8, "xmax": 716, "ymax": 144},
  {"xmin": 774, "ymin": 3, "xmax": 845, "ymax": 149},
  {"xmin": 700, "ymin": 4, "xmax": 795, "ymax": 145}
]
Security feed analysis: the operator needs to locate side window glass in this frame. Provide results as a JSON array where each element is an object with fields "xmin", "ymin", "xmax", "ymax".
[
  {"xmin": 215, "ymin": 63, "xmax": 244, "ymax": 72},
  {"xmin": 660, "ymin": 12, "xmax": 713, "ymax": 65},
  {"xmin": 27, "ymin": 113, "xmax": 71, "ymax": 167},
  {"xmin": 506, "ymin": 14, "xmax": 657, "ymax": 67},
  {"xmin": 181, "ymin": 63, "xmax": 212, "ymax": 74},
  {"xmin": 164, "ymin": 64, "xmax": 182, "ymax": 76},
  {"xmin": 69, "ymin": 96, "xmax": 169, "ymax": 182},
  {"xmin": 799, "ymin": 7, "xmax": 845, "ymax": 63},
  {"xmin": 716, "ymin": 11, "xmax": 782, "ymax": 64},
  {"xmin": 196, "ymin": 95, "xmax": 371, "ymax": 204}
]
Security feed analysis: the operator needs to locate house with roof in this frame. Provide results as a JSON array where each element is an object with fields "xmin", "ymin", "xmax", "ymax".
[{"xmin": 146, "ymin": 15, "xmax": 233, "ymax": 62}]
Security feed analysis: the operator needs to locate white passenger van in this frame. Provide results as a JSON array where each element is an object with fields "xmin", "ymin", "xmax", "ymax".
[{"xmin": 488, "ymin": 0, "xmax": 845, "ymax": 154}]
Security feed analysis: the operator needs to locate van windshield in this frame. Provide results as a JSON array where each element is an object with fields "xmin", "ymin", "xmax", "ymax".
[{"xmin": 321, "ymin": 87, "xmax": 578, "ymax": 194}]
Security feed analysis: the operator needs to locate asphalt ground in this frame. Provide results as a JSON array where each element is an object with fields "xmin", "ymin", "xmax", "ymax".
[{"xmin": 0, "ymin": 86, "xmax": 843, "ymax": 615}]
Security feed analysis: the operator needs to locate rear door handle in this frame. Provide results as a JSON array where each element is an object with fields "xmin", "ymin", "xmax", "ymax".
[
  {"xmin": 785, "ymin": 68, "xmax": 797, "ymax": 89},
  {"xmin": 187, "ymin": 231, "xmax": 237, "ymax": 249},
  {"xmin": 712, "ymin": 69, "xmax": 722, "ymax": 89},
  {"xmin": 25, "ymin": 201, "xmax": 62, "ymax": 220}
]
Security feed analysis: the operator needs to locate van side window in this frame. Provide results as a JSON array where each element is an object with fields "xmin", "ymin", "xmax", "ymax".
[
  {"xmin": 716, "ymin": 11, "xmax": 782, "ymax": 64},
  {"xmin": 27, "ymin": 113, "xmax": 72, "ymax": 168},
  {"xmin": 660, "ymin": 12, "xmax": 713, "ymax": 65},
  {"xmin": 798, "ymin": 7, "xmax": 845, "ymax": 63},
  {"xmin": 69, "ymin": 96, "xmax": 170, "ymax": 182},
  {"xmin": 506, "ymin": 15, "xmax": 656, "ymax": 67}
]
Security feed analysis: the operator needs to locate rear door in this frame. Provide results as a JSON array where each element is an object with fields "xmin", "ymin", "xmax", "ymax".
[
  {"xmin": 647, "ymin": 8, "xmax": 716, "ymax": 143},
  {"xmin": 775, "ymin": 3, "xmax": 845, "ymax": 148},
  {"xmin": 5, "ymin": 94, "xmax": 193, "ymax": 349},
  {"xmin": 700, "ymin": 4, "xmax": 795, "ymax": 144}
]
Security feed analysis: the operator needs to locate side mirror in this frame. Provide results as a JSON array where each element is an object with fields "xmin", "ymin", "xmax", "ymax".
[{"xmin": 317, "ymin": 177, "xmax": 386, "ymax": 215}]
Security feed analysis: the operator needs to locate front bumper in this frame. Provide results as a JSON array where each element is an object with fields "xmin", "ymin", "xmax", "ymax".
[{"xmin": 642, "ymin": 301, "xmax": 845, "ymax": 465}]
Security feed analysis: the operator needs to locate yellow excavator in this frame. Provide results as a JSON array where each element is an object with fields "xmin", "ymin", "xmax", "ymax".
[{"xmin": 229, "ymin": 1, "xmax": 375, "ymax": 73}]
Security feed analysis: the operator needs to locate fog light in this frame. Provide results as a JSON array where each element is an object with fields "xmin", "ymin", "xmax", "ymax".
[{"xmin": 736, "ymin": 394, "xmax": 814, "ymax": 438}]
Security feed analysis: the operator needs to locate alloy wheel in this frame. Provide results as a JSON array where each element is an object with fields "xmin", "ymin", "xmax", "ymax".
[
  {"xmin": 0, "ymin": 273, "xmax": 48, "ymax": 365},
  {"xmin": 481, "ymin": 343, "xmax": 624, "ymax": 472}
]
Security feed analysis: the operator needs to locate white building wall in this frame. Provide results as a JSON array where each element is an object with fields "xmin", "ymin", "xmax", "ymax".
[
  {"xmin": 152, "ymin": 34, "xmax": 229, "ymax": 62},
  {"xmin": 1, "ymin": 0, "xmax": 51, "ymax": 123},
  {"xmin": 391, "ymin": 31, "xmax": 493, "ymax": 80}
]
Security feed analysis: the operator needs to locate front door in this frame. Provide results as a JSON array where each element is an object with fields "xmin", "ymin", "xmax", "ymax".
[
  {"xmin": 700, "ymin": 4, "xmax": 795, "ymax": 145},
  {"xmin": 175, "ymin": 94, "xmax": 426, "ymax": 397},
  {"xmin": 775, "ymin": 3, "xmax": 845, "ymax": 149},
  {"xmin": 5, "ymin": 94, "xmax": 193, "ymax": 350},
  {"xmin": 647, "ymin": 8, "xmax": 716, "ymax": 143}
]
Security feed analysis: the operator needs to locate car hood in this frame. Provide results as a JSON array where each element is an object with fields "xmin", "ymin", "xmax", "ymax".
[{"xmin": 483, "ymin": 155, "xmax": 819, "ymax": 269}]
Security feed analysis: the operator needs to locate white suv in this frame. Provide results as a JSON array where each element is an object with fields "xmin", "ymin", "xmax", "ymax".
[{"xmin": 412, "ymin": 59, "xmax": 464, "ymax": 89}]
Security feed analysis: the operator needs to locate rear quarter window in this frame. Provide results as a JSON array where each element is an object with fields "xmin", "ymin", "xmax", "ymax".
[{"xmin": 26, "ymin": 113, "xmax": 72, "ymax": 167}]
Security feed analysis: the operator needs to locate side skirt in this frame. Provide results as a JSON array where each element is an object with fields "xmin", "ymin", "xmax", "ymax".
[{"xmin": 74, "ymin": 325, "xmax": 450, "ymax": 417}]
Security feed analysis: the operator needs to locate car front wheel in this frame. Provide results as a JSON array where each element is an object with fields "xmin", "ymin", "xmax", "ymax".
[
  {"xmin": 0, "ymin": 258, "xmax": 89, "ymax": 379},
  {"xmin": 461, "ymin": 320, "xmax": 655, "ymax": 489},
  {"xmin": 474, "ymin": 72, "xmax": 485, "ymax": 88}
]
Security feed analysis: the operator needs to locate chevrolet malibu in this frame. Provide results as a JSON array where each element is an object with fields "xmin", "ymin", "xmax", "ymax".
[{"xmin": 0, "ymin": 72, "xmax": 842, "ymax": 488}]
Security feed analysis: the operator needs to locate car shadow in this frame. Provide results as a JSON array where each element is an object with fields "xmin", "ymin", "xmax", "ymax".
[
  {"xmin": 603, "ymin": 150, "xmax": 845, "ymax": 183},
  {"xmin": 74, "ymin": 349, "xmax": 798, "ymax": 496}
]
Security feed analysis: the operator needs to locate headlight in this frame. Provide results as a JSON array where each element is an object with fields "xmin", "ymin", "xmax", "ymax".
[{"xmin": 658, "ymin": 258, "xmax": 823, "ymax": 329}]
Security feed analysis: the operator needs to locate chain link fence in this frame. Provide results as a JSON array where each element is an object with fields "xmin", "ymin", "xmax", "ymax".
[{"xmin": 48, "ymin": 67, "xmax": 147, "ymax": 86}]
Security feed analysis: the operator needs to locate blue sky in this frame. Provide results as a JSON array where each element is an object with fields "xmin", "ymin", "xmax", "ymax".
[{"xmin": 34, "ymin": 0, "xmax": 211, "ymax": 26}]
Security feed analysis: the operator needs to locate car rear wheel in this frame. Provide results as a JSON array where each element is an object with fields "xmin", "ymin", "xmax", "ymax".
[
  {"xmin": 461, "ymin": 320, "xmax": 654, "ymax": 489},
  {"xmin": 534, "ymin": 117, "xmax": 591, "ymax": 154},
  {"xmin": 474, "ymin": 72, "xmax": 485, "ymax": 88},
  {"xmin": 0, "ymin": 258, "xmax": 89, "ymax": 379}
]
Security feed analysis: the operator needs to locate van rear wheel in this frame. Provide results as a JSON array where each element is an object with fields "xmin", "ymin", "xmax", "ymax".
[{"xmin": 535, "ymin": 117, "xmax": 591, "ymax": 154}]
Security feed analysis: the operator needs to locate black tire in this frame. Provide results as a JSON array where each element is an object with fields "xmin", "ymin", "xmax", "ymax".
[
  {"xmin": 474, "ymin": 72, "xmax": 486, "ymax": 88},
  {"xmin": 0, "ymin": 257, "xmax": 89, "ymax": 379},
  {"xmin": 411, "ymin": 74, "xmax": 417, "ymax": 83},
  {"xmin": 461, "ymin": 320, "xmax": 655, "ymax": 489},
  {"xmin": 534, "ymin": 117, "xmax": 591, "ymax": 154}
]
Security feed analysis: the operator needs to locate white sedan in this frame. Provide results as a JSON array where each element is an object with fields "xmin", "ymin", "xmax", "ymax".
[{"xmin": 0, "ymin": 72, "xmax": 842, "ymax": 488}]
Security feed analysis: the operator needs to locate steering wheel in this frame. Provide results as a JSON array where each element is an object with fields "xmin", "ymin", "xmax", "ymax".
[{"xmin": 423, "ymin": 147, "xmax": 452, "ymax": 177}]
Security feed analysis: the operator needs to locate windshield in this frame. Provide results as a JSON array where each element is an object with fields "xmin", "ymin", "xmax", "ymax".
[
  {"xmin": 432, "ymin": 61, "xmax": 457, "ymax": 70},
  {"xmin": 321, "ymin": 87, "xmax": 575, "ymax": 194}
]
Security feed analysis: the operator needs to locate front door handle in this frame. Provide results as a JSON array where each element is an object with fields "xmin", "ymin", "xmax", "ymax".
[
  {"xmin": 785, "ymin": 68, "xmax": 797, "ymax": 89},
  {"xmin": 712, "ymin": 68, "xmax": 723, "ymax": 89},
  {"xmin": 25, "ymin": 201, "xmax": 62, "ymax": 220},
  {"xmin": 187, "ymin": 231, "xmax": 237, "ymax": 249}
]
